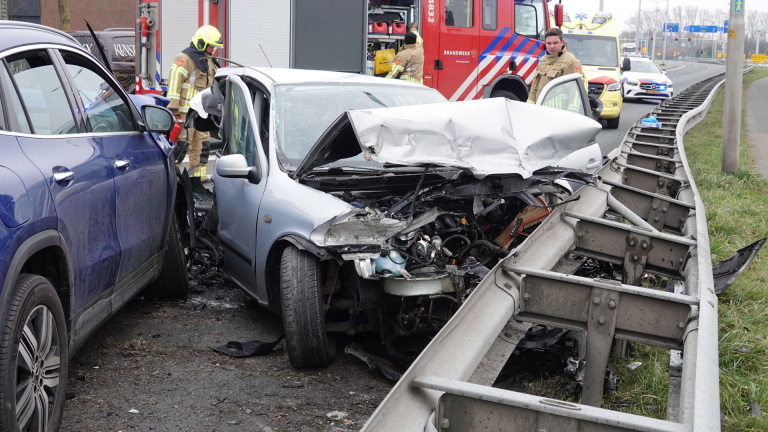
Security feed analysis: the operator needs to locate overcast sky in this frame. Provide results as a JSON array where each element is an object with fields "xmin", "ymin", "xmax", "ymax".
[{"xmin": 562, "ymin": 0, "xmax": 768, "ymax": 29}]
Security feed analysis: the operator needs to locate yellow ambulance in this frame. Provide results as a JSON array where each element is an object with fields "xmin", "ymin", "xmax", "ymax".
[{"xmin": 560, "ymin": 11, "xmax": 623, "ymax": 129}]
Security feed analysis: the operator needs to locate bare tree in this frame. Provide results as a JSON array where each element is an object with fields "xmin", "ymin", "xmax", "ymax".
[{"xmin": 58, "ymin": 0, "xmax": 70, "ymax": 30}]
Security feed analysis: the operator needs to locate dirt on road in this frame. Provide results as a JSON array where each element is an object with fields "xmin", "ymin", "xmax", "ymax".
[{"xmin": 60, "ymin": 279, "xmax": 393, "ymax": 432}]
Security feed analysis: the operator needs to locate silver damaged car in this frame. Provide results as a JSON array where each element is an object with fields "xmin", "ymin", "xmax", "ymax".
[{"xmin": 192, "ymin": 68, "xmax": 602, "ymax": 367}]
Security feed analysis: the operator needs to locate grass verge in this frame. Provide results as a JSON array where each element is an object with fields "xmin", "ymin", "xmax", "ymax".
[{"xmin": 610, "ymin": 67, "xmax": 768, "ymax": 431}]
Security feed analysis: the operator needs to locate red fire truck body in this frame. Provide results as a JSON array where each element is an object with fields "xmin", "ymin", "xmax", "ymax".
[{"xmin": 135, "ymin": 0, "xmax": 560, "ymax": 102}]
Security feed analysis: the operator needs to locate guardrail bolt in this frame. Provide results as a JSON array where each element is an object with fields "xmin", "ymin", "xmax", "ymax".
[
  {"xmin": 641, "ymin": 241, "xmax": 648, "ymax": 249},
  {"xmin": 633, "ymin": 254, "xmax": 639, "ymax": 261},
  {"xmin": 592, "ymin": 298, "xmax": 601, "ymax": 306},
  {"xmin": 440, "ymin": 418, "xmax": 450, "ymax": 428},
  {"xmin": 598, "ymin": 317, "xmax": 606, "ymax": 325},
  {"xmin": 608, "ymin": 300, "xmax": 617, "ymax": 309},
  {"xmin": 629, "ymin": 239, "xmax": 636, "ymax": 246}
]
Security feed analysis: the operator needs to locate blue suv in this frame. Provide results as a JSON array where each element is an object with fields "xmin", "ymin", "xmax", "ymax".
[{"xmin": 0, "ymin": 21, "xmax": 191, "ymax": 431}]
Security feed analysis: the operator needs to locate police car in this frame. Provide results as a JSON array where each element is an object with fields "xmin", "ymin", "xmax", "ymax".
[{"xmin": 622, "ymin": 57, "xmax": 674, "ymax": 102}]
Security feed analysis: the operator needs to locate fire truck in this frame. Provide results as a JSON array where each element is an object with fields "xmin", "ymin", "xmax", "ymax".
[{"xmin": 135, "ymin": 0, "xmax": 564, "ymax": 102}]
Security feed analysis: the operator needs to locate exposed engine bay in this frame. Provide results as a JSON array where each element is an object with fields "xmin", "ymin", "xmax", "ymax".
[{"xmin": 296, "ymin": 167, "xmax": 593, "ymax": 357}]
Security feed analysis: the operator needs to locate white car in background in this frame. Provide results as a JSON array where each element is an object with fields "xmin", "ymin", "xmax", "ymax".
[{"xmin": 622, "ymin": 57, "xmax": 674, "ymax": 101}]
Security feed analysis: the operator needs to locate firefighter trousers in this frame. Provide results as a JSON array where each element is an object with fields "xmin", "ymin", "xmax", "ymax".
[{"xmin": 177, "ymin": 113, "xmax": 210, "ymax": 177}]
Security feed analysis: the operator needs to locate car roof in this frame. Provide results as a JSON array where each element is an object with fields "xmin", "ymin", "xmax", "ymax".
[
  {"xmin": 218, "ymin": 66, "xmax": 427, "ymax": 90},
  {"xmin": 0, "ymin": 20, "xmax": 83, "ymax": 53}
]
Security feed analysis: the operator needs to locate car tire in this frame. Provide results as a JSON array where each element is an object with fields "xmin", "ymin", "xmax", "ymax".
[
  {"xmin": 606, "ymin": 115, "xmax": 621, "ymax": 129},
  {"xmin": 490, "ymin": 89, "xmax": 519, "ymax": 101},
  {"xmin": 280, "ymin": 245, "xmax": 335, "ymax": 368},
  {"xmin": 144, "ymin": 212, "xmax": 190, "ymax": 298},
  {"xmin": 0, "ymin": 274, "xmax": 68, "ymax": 432}
]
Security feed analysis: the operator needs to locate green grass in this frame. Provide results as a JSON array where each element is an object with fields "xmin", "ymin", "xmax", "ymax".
[{"xmin": 610, "ymin": 68, "xmax": 768, "ymax": 431}]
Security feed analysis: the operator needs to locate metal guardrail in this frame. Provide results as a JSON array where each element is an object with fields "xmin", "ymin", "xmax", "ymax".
[{"xmin": 361, "ymin": 73, "xmax": 729, "ymax": 432}]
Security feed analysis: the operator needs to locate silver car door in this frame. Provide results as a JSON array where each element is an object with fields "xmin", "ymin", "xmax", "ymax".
[
  {"xmin": 214, "ymin": 75, "xmax": 269, "ymax": 300},
  {"xmin": 537, "ymin": 73, "xmax": 604, "ymax": 174}
]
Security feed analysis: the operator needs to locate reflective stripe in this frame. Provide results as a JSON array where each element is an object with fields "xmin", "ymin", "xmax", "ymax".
[
  {"xmin": 385, "ymin": 64, "xmax": 404, "ymax": 79},
  {"xmin": 167, "ymin": 64, "xmax": 189, "ymax": 101}
]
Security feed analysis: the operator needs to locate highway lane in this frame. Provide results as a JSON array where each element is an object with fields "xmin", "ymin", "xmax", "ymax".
[{"xmin": 595, "ymin": 60, "xmax": 726, "ymax": 155}]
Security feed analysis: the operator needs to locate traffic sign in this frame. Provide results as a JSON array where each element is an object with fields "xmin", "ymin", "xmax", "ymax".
[
  {"xmin": 724, "ymin": 20, "xmax": 729, "ymax": 32},
  {"xmin": 664, "ymin": 22, "xmax": 680, "ymax": 33},
  {"xmin": 689, "ymin": 25, "xmax": 718, "ymax": 33}
]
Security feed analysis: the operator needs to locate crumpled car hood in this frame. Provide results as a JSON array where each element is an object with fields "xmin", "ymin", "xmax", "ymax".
[{"xmin": 294, "ymin": 97, "xmax": 601, "ymax": 181}]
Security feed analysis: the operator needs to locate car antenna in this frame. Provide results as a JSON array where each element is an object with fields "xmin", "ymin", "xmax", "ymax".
[
  {"xmin": 209, "ymin": 56, "xmax": 261, "ymax": 73},
  {"xmin": 259, "ymin": 45, "xmax": 273, "ymax": 67},
  {"xmin": 84, "ymin": 19, "xmax": 112, "ymax": 74}
]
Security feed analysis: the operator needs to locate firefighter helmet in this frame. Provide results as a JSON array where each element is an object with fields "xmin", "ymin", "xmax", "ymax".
[{"xmin": 192, "ymin": 25, "xmax": 223, "ymax": 51}]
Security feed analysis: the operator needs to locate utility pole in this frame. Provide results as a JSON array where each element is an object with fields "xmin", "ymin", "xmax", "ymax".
[
  {"xmin": 662, "ymin": 0, "xmax": 670, "ymax": 62},
  {"xmin": 636, "ymin": 0, "xmax": 642, "ymax": 54},
  {"xmin": 722, "ymin": 0, "xmax": 745, "ymax": 173}
]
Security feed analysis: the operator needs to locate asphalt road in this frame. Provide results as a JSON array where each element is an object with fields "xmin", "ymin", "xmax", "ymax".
[{"xmin": 595, "ymin": 60, "xmax": 726, "ymax": 155}]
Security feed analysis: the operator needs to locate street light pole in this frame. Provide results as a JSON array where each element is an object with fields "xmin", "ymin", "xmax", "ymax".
[
  {"xmin": 636, "ymin": 0, "xmax": 642, "ymax": 52},
  {"xmin": 662, "ymin": 0, "xmax": 669, "ymax": 62}
]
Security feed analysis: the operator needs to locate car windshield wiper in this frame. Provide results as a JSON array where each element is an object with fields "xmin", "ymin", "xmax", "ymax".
[{"xmin": 363, "ymin": 91, "xmax": 387, "ymax": 108}]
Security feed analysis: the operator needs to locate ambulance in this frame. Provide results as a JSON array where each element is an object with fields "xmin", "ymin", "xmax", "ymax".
[{"xmin": 560, "ymin": 11, "xmax": 623, "ymax": 129}]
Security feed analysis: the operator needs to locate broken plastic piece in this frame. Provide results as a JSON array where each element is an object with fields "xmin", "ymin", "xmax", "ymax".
[
  {"xmin": 713, "ymin": 238, "xmax": 765, "ymax": 295},
  {"xmin": 209, "ymin": 335, "xmax": 284, "ymax": 357}
]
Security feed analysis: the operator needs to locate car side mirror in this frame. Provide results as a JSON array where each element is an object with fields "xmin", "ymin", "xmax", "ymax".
[
  {"xmin": 142, "ymin": 105, "xmax": 175, "ymax": 134},
  {"xmin": 622, "ymin": 57, "xmax": 631, "ymax": 72},
  {"xmin": 216, "ymin": 154, "xmax": 263, "ymax": 184}
]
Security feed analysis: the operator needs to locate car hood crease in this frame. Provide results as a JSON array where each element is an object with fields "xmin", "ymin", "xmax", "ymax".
[{"xmin": 294, "ymin": 98, "xmax": 601, "ymax": 181}]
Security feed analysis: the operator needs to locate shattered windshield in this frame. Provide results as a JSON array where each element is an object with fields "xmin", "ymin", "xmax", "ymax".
[{"xmin": 274, "ymin": 83, "xmax": 445, "ymax": 168}]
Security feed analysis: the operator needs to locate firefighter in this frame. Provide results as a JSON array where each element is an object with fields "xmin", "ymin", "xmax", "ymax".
[
  {"xmin": 167, "ymin": 24, "xmax": 222, "ymax": 178},
  {"xmin": 527, "ymin": 28, "xmax": 583, "ymax": 103},
  {"xmin": 385, "ymin": 31, "xmax": 424, "ymax": 84}
]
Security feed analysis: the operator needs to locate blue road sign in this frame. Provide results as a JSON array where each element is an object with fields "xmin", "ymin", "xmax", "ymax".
[
  {"xmin": 734, "ymin": 0, "xmax": 743, "ymax": 13},
  {"xmin": 724, "ymin": 20, "xmax": 729, "ymax": 32},
  {"xmin": 689, "ymin": 25, "xmax": 719, "ymax": 33},
  {"xmin": 684, "ymin": 25, "xmax": 690, "ymax": 31},
  {"xmin": 664, "ymin": 22, "xmax": 680, "ymax": 33}
]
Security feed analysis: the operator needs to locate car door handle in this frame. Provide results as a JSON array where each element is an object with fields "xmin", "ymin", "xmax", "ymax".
[
  {"xmin": 115, "ymin": 157, "xmax": 130, "ymax": 170},
  {"xmin": 586, "ymin": 160, "xmax": 602, "ymax": 170},
  {"xmin": 53, "ymin": 169, "xmax": 75, "ymax": 183}
]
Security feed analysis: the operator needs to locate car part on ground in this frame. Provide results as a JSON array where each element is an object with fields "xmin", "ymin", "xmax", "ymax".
[{"xmin": 360, "ymin": 70, "xmax": 741, "ymax": 432}]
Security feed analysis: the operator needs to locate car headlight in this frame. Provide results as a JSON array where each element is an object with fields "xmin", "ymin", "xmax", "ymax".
[
  {"xmin": 607, "ymin": 82, "xmax": 622, "ymax": 92},
  {"xmin": 625, "ymin": 79, "xmax": 640, "ymax": 86},
  {"xmin": 668, "ymin": 83, "xmax": 674, "ymax": 89}
]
